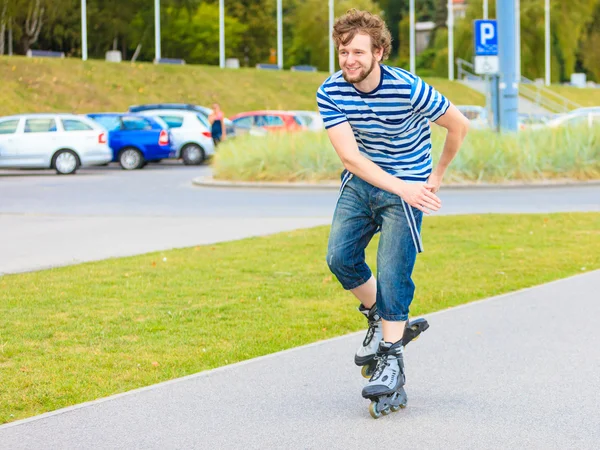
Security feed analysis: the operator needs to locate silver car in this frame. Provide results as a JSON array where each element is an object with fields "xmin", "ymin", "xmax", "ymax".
[
  {"xmin": 0, "ymin": 114, "xmax": 112, "ymax": 174},
  {"xmin": 289, "ymin": 110, "xmax": 324, "ymax": 132},
  {"xmin": 137, "ymin": 110, "xmax": 215, "ymax": 165}
]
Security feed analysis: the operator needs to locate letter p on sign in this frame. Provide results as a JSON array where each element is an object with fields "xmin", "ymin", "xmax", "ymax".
[{"xmin": 481, "ymin": 23, "xmax": 495, "ymax": 45}]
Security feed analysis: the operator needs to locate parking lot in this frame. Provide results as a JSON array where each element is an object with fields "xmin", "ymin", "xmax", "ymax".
[{"xmin": 1, "ymin": 162, "xmax": 599, "ymax": 275}]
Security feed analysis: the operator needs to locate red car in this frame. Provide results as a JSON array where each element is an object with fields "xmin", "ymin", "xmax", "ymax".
[{"xmin": 230, "ymin": 110, "xmax": 307, "ymax": 135}]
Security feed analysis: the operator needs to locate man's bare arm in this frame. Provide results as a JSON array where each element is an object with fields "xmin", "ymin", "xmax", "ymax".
[
  {"xmin": 327, "ymin": 122, "xmax": 441, "ymax": 214},
  {"xmin": 428, "ymin": 104, "xmax": 470, "ymax": 192}
]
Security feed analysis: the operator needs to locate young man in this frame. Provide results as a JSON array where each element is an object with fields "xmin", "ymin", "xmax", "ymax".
[{"xmin": 317, "ymin": 9, "xmax": 469, "ymax": 418}]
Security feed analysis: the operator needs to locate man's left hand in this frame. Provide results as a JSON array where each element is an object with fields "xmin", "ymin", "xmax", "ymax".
[{"xmin": 426, "ymin": 172, "xmax": 443, "ymax": 193}]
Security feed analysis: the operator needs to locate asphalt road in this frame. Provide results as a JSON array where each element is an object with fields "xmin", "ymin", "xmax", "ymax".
[
  {"xmin": 1, "ymin": 163, "xmax": 599, "ymax": 218},
  {"xmin": 1, "ymin": 162, "xmax": 598, "ymax": 274}
]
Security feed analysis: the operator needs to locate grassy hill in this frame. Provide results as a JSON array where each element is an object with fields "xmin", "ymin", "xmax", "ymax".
[
  {"xmin": 0, "ymin": 56, "xmax": 485, "ymax": 116},
  {"xmin": 547, "ymin": 85, "xmax": 600, "ymax": 108}
]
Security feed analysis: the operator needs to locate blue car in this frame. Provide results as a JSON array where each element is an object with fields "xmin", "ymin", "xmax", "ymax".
[{"xmin": 87, "ymin": 113, "xmax": 175, "ymax": 170}]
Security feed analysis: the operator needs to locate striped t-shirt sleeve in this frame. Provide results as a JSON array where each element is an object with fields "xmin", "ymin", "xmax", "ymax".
[
  {"xmin": 410, "ymin": 77, "xmax": 450, "ymax": 122},
  {"xmin": 317, "ymin": 85, "xmax": 348, "ymax": 129}
]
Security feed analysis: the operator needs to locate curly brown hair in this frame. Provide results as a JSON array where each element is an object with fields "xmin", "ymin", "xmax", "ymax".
[{"xmin": 332, "ymin": 9, "xmax": 392, "ymax": 61}]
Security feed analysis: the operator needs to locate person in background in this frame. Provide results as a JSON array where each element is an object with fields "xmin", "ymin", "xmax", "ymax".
[{"xmin": 209, "ymin": 103, "xmax": 227, "ymax": 146}]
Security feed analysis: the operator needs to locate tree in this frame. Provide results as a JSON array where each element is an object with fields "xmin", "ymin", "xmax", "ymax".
[
  {"xmin": 379, "ymin": 0, "xmax": 406, "ymax": 58},
  {"xmin": 19, "ymin": 0, "xmax": 44, "ymax": 54},
  {"xmin": 579, "ymin": 1, "xmax": 600, "ymax": 81},
  {"xmin": 0, "ymin": 0, "xmax": 7, "ymax": 55},
  {"xmin": 160, "ymin": 4, "xmax": 246, "ymax": 64},
  {"xmin": 286, "ymin": 0, "xmax": 381, "ymax": 72}
]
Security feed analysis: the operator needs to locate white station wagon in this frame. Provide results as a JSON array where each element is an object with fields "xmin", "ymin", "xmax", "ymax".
[
  {"xmin": 0, "ymin": 113, "xmax": 112, "ymax": 175},
  {"xmin": 137, "ymin": 110, "xmax": 215, "ymax": 164}
]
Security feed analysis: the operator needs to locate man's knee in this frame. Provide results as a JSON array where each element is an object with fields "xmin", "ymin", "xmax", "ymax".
[
  {"xmin": 326, "ymin": 249, "xmax": 345, "ymax": 276},
  {"xmin": 326, "ymin": 250, "xmax": 370, "ymax": 290}
]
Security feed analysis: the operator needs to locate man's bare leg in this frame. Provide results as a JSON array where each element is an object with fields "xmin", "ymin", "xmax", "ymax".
[
  {"xmin": 351, "ymin": 276, "xmax": 406, "ymax": 343},
  {"xmin": 350, "ymin": 275, "xmax": 377, "ymax": 309}
]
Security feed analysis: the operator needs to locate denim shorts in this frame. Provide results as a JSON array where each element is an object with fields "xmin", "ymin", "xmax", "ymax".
[{"xmin": 326, "ymin": 173, "xmax": 423, "ymax": 321}]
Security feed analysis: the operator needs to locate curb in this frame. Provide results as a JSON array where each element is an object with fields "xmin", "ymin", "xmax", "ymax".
[{"xmin": 192, "ymin": 176, "xmax": 600, "ymax": 190}]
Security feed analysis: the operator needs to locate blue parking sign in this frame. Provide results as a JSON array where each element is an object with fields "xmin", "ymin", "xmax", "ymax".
[{"xmin": 474, "ymin": 20, "xmax": 498, "ymax": 56}]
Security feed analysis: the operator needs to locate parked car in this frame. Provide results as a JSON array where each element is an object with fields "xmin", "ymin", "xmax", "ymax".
[
  {"xmin": 129, "ymin": 103, "xmax": 236, "ymax": 138},
  {"xmin": 289, "ymin": 110, "xmax": 324, "ymax": 132},
  {"xmin": 137, "ymin": 110, "xmax": 215, "ymax": 164},
  {"xmin": 230, "ymin": 110, "xmax": 307, "ymax": 135},
  {"xmin": 0, "ymin": 113, "xmax": 111, "ymax": 175},
  {"xmin": 87, "ymin": 113, "xmax": 175, "ymax": 170},
  {"xmin": 544, "ymin": 107, "xmax": 600, "ymax": 129},
  {"xmin": 456, "ymin": 105, "xmax": 489, "ymax": 129},
  {"xmin": 518, "ymin": 113, "xmax": 553, "ymax": 130}
]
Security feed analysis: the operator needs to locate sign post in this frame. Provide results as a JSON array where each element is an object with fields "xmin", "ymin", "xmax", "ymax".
[{"xmin": 496, "ymin": 0, "xmax": 519, "ymax": 132}]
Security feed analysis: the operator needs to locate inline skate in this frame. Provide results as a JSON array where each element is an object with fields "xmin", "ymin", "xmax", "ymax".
[
  {"xmin": 356, "ymin": 304, "xmax": 429, "ymax": 378},
  {"xmin": 361, "ymin": 340, "xmax": 407, "ymax": 419}
]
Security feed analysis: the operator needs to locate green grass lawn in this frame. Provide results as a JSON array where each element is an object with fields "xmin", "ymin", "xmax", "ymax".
[
  {"xmin": 0, "ymin": 56, "xmax": 484, "ymax": 117},
  {"xmin": 1, "ymin": 212, "xmax": 598, "ymax": 424}
]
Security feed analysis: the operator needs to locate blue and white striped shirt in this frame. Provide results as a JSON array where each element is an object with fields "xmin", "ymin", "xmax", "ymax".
[{"xmin": 317, "ymin": 64, "xmax": 450, "ymax": 182}]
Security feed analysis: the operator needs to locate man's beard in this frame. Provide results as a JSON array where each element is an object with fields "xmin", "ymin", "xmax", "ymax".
[{"xmin": 342, "ymin": 56, "xmax": 377, "ymax": 84}]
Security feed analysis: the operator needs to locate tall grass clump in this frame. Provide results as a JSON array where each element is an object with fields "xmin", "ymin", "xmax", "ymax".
[
  {"xmin": 432, "ymin": 125, "xmax": 600, "ymax": 183},
  {"xmin": 213, "ymin": 132, "xmax": 342, "ymax": 182},
  {"xmin": 213, "ymin": 125, "xmax": 600, "ymax": 183}
]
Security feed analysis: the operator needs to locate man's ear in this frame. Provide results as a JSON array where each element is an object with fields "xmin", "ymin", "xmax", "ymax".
[{"xmin": 375, "ymin": 47, "xmax": 384, "ymax": 62}]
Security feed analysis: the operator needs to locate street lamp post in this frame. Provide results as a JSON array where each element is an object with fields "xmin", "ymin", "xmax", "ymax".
[
  {"xmin": 277, "ymin": 0, "xmax": 282, "ymax": 69},
  {"xmin": 515, "ymin": 0, "xmax": 520, "ymax": 81},
  {"xmin": 545, "ymin": 0, "xmax": 550, "ymax": 86},
  {"xmin": 219, "ymin": 0, "xmax": 225, "ymax": 68},
  {"xmin": 448, "ymin": 0, "xmax": 454, "ymax": 80},
  {"xmin": 154, "ymin": 0, "xmax": 161, "ymax": 62},
  {"xmin": 81, "ymin": 0, "xmax": 87, "ymax": 61},
  {"xmin": 329, "ymin": 0, "xmax": 334, "ymax": 74},
  {"xmin": 409, "ymin": 0, "xmax": 415, "ymax": 73}
]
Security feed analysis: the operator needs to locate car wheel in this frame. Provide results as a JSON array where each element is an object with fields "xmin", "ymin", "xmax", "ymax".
[
  {"xmin": 53, "ymin": 149, "xmax": 80, "ymax": 175},
  {"xmin": 181, "ymin": 143, "xmax": 205, "ymax": 165},
  {"xmin": 119, "ymin": 147, "xmax": 145, "ymax": 170}
]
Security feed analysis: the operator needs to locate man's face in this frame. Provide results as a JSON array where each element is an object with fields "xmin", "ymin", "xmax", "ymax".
[{"xmin": 338, "ymin": 33, "xmax": 382, "ymax": 84}]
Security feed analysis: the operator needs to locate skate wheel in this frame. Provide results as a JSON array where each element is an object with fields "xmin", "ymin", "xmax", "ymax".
[
  {"xmin": 361, "ymin": 365, "xmax": 371, "ymax": 379},
  {"xmin": 381, "ymin": 407, "xmax": 390, "ymax": 416},
  {"xmin": 369, "ymin": 401, "xmax": 382, "ymax": 419},
  {"xmin": 390, "ymin": 405, "xmax": 401, "ymax": 412}
]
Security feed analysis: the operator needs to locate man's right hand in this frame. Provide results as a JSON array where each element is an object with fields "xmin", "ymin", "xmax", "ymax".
[{"xmin": 397, "ymin": 183, "xmax": 442, "ymax": 214}]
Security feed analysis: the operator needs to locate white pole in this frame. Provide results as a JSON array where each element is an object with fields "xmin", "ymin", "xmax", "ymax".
[
  {"xmin": 81, "ymin": 0, "xmax": 87, "ymax": 61},
  {"xmin": 409, "ymin": 0, "xmax": 415, "ymax": 73},
  {"xmin": 154, "ymin": 0, "xmax": 161, "ymax": 62},
  {"xmin": 447, "ymin": 0, "xmax": 454, "ymax": 80},
  {"xmin": 515, "ymin": 0, "xmax": 520, "ymax": 81},
  {"xmin": 544, "ymin": 0, "xmax": 550, "ymax": 86},
  {"xmin": 277, "ymin": 0, "xmax": 282, "ymax": 69},
  {"xmin": 329, "ymin": 0, "xmax": 334, "ymax": 74},
  {"xmin": 483, "ymin": 0, "xmax": 488, "ymax": 19},
  {"xmin": 219, "ymin": 0, "xmax": 225, "ymax": 68}
]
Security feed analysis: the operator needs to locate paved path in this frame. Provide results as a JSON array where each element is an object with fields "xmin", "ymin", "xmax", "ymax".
[{"xmin": 1, "ymin": 271, "xmax": 599, "ymax": 449}]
